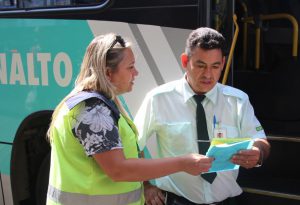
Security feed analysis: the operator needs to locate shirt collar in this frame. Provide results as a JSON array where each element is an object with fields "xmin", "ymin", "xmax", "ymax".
[
  {"xmin": 205, "ymin": 83, "xmax": 218, "ymax": 105},
  {"xmin": 176, "ymin": 74, "xmax": 219, "ymax": 105}
]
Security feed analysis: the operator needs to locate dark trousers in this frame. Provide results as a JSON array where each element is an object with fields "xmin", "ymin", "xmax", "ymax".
[{"xmin": 165, "ymin": 191, "xmax": 237, "ymax": 205}]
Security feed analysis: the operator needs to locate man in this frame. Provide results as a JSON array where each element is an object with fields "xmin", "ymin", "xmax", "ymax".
[{"xmin": 134, "ymin": 27, "xmax": 270, "ymax": 205}]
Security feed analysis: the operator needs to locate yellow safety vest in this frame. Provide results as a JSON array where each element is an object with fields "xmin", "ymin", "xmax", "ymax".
[{"xmin": 47, "ymin": 91, "xmax": 144, "ymax": 205}]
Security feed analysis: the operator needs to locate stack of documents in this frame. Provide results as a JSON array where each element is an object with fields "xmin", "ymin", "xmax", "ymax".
[{"xmin": 205, "ymin": 138, "xmax": 254, "ymax": 173}]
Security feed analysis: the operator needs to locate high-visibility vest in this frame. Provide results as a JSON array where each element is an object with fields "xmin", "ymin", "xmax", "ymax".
[{"xmin": 47, "ymin": 91, "xmax": 144, "ymax": 205}]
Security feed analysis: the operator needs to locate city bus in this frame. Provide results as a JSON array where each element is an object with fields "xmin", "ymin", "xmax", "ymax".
[{"xmin": 0, "ymin": 0, "xmax": 299, "ymax": 205}]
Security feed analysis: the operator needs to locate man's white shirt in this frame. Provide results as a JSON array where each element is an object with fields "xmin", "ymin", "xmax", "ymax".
[{"xmin": 134, "ymin": 76, "xmax": 266, "ymax": 204}]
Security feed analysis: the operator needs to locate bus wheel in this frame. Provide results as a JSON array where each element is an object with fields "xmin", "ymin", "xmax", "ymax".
[{"xmin": 35, "ymin": 153, "xmax": 50, "ymax": 205}]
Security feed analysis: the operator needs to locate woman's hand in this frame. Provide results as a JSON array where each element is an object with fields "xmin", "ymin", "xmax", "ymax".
[{"xmin": 181, "ymin": 153, "xmax": 214, "ymax": 175}]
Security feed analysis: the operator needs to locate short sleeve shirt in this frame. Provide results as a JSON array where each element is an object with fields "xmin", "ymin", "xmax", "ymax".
[
  {"xmin": 71, "ymin": 98, "xmax": 123, "ymax": 156},
  {"xmin": 134, "ymin": 76, "xmax": 266, "ymax": 204}
]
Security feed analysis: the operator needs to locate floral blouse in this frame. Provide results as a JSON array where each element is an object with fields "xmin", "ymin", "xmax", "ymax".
[{"xmin": 71, "ymin": 98, "xmax": 123, "ymax": 156}]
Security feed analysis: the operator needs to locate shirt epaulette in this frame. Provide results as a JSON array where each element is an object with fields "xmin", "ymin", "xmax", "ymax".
[
  {"xmin": 220, "ymin": 84, "xmax": 248, "ymax": 100},
  {"xmin": 150, "ymin": 80, "xmax": 179, "ymax": 96}
]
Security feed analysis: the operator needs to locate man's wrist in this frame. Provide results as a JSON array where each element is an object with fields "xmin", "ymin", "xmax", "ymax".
[{"xmin": 255, "ymin": 147, "xmax": 264, "ymax": 167}]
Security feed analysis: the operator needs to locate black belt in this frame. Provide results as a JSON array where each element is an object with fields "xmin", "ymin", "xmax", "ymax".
[{"xmin": 165, "ymin": 191, "xmax": 230, "ymax": 205}]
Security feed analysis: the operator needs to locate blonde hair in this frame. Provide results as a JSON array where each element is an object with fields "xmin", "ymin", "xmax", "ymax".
[{"xmin": 47, "ymin": 33, "xmax": 131, "ymax": 141}]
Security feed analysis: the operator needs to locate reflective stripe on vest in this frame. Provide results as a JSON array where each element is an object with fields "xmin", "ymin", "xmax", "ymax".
[{"xmin": 47, "ymin": 185, "xmax": 142, "ymax": 205}]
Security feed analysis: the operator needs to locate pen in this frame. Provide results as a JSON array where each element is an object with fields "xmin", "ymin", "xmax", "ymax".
[{"xmin": 213, "ymin": 115, "xmax": 217, "ymax": 129}]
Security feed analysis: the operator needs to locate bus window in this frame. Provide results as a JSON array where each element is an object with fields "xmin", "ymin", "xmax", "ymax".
[
  {"xmin": 0, "ymin": 0, "xmax": 104, "ymax": 10},
  {"xmin": 0, "ymin": 0, "xmax": 16, "ymax": 9},
  {"xmin": 0, "ymin": 1, "xmax": 299, "ymax": 205},
  {"xmin": 21, "ymin": 0, "xmax": 70, "ymax": 8}
]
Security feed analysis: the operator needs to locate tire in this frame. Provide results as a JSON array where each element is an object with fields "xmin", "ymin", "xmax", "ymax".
[{"xmin": 35, "ymin": 153, "xmax": 50, "ymax": 205}]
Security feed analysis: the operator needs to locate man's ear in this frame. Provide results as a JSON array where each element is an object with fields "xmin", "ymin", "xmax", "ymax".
[
  {"xmin": 221, "ymin": 56, "xmax": 226, "ymax": 71},
  {"xmin": 181, "ymin": 53, "xmax": 188, "ymax": 68}
]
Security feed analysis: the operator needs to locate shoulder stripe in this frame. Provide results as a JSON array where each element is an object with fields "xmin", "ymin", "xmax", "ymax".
[{"xmin": 65, "ymin": 91, "xmax": 120, "ymax": 120}]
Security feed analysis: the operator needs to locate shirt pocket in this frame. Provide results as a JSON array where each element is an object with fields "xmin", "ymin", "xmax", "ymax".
[
  {"xmin": 219, "ymin": 124, "xmax": 240, "ymax": 138},
  {"xmin": 158, "ymin": 122, "xmax": 195, "ymax": 155}
]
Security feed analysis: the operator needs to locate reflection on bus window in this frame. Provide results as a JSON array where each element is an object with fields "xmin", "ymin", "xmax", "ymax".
[
  {"xmin": 0, "ymin": 0, "xmax": 16, "ymax": 8},
  {"xmin": 22, "ymin": 0, "xmax": 71, "ymax": 8},
  {"xmin": 0, "ymin": 0, "xmax": 101, "ymax": 9}
]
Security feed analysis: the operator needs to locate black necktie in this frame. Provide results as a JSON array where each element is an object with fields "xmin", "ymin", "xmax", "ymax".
[{"xmin": 194, "ymin": 95, "xmax": 217, "ymax": 184}]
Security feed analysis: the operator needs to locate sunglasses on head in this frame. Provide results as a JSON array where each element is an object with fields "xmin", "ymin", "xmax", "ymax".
[{"xmin": 109, "ymin": 35, "xmax": 126, "ymax": 49}]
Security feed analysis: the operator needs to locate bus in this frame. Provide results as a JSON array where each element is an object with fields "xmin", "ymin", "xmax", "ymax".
[{"xmin": 0, "ymin": 0, "xmax": 299, "ymax": 205}]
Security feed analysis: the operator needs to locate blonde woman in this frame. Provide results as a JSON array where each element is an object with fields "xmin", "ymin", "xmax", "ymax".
[{"xmin": 46, "ymin": 33, "xmax": 213, "ymax": 205}]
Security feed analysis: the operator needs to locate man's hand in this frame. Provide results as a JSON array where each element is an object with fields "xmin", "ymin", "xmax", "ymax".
[
  {"xmin": 144, "ymin": 182, "xmax": 165, "ymax": 205},
  {"xmin": 231, "ymin": 138, "xmax": 270, "ymax": 169},
  {"xmin": 231, "ymin": 146, "xmax": 260, "ymax": 169}
]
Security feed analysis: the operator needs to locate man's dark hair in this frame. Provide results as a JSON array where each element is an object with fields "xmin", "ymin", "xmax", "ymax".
[{"xmin": 185, "ymin": 27, "xmax": 226, "ymax": 57}]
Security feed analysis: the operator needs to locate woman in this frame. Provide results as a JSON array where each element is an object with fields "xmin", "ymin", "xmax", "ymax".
[{"xmin": 46, "ymin": 33, "xmax": 213, "ymax": 205}]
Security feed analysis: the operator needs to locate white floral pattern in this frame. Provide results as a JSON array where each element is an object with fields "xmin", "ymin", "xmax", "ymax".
[
  {"xmin": 72, "ymin": 98, "xmax": 122, "ymax": 156},
  {"xmin": 81, "ymin": 104, "xmax": 114, "ymax": 134}
]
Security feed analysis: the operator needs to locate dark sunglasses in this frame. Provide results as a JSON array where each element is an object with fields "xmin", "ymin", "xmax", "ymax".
[{"xmin": 109, "ymin": 35, "xmax": 126, "ymax": 49}]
